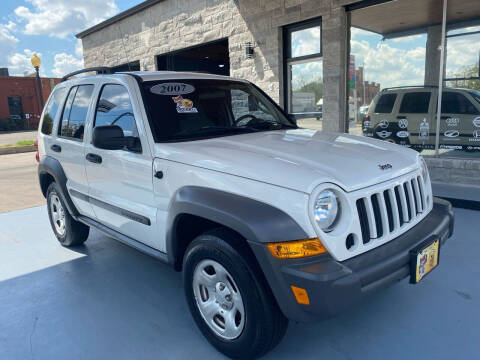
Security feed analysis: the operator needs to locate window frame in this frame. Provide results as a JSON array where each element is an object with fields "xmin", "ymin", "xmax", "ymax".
[
  {"xmin": 58, "ymin": 84, "xmax": 94, "ymax": 142},
  {"xmin": 283, "ymin": 17, "xmax": 323, "ymax": 115}
]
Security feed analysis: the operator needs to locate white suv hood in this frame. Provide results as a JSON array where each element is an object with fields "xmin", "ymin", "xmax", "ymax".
[{"xmin": 155, "ymin": 129, "xmax": 420, "ymax": 193}]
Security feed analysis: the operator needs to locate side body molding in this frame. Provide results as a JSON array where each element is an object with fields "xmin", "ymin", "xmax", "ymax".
[
  {"xmin": 166, "ymin": 186, "xmax": 308, "ymax": 265},
  {"xmin": 38, "ymin": 156, "xmax": 79, "ymax": 220}
]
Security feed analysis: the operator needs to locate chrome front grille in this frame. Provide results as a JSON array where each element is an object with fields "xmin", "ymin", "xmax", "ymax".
[{"xmin": 356, "ymin": 174, "xmax": 429, "ymax": 244}]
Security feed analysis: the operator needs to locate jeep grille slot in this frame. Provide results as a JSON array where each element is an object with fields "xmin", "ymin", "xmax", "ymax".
[
  {"xmin": 371, "ymin": 194, "xmax": 383, "ymax": 238},
  {"xmin": 355, "ymin": 172, "xmax": 428, "ymax": 245},
  {"xmin": 356, "ymin": 199, "xmax": 371, "ymax": 244}
]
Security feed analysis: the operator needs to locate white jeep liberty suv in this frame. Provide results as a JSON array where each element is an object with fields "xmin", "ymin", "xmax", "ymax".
[{"xmin": 37, "ymin": 68, "xmax": 454, "ymax": 359}]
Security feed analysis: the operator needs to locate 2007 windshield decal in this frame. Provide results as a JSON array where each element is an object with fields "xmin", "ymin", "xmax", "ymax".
[{"xmin": 150, "ymin": 83, "xmax": 195, "ymax": 95}]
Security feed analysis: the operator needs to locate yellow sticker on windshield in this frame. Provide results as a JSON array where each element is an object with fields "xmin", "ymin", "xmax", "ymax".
[{"xmin": 172, "ymin": 95, "xmax": 198, "ymax": 113}]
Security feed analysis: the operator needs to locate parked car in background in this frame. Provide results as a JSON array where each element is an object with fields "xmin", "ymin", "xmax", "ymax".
[
  {"xmin": 359, "ymin": 104, "xmax": 369, "ymax": 123},
  {"xmin": 363, "ymin": 86, "xmax": 480, "ymax": 151}
]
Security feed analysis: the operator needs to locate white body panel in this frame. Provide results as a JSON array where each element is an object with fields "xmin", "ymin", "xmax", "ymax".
[
  {"xmin": 82, "ymin": 76, "xmax": 160, "ymax": 250},
  {"xmin": 37, "ymin": 71, "xmax": 431, "ymax": 261}
]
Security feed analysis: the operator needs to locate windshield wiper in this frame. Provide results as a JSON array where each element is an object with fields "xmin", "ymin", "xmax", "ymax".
[{"xmin": 240, "ymin": 120, "xmax": 296, "ymax": 131}]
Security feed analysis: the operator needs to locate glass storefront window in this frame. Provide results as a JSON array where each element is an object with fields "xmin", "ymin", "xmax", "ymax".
[
  {"xmin": 284, "ymin": 18, "xmax": 323, "ymax": 130},
  {"xmin": 442, "ymin": 22, "xmax": 480, "ymax": 155},
  {"xmin": 347, "ymin": 0, "xmax": 480, "ymax": 160}
]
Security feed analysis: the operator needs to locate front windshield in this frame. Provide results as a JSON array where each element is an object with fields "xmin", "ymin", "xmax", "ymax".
[{"xmin": 142, "ymin": 79, "xmax": 296, "ymax": 142}]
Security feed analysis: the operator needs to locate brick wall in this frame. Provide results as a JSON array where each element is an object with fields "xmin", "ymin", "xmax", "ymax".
[{"xmin": 0, "ymin": 76, "xmax": 60, "ymax": 128}]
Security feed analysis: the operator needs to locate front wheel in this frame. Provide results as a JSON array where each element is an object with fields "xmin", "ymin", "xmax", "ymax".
[{"xmin": 183, "ymin": 229, "xmax": 288, "ymax": 359}]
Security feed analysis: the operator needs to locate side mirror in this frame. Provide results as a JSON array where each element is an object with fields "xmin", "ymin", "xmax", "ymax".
[{"xmin": 92, "ymin": 125, "xmax": 127, "ymax": 150}]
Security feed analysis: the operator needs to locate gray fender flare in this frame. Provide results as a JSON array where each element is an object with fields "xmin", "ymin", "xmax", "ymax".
[
  {"xmin": 38, "ymin": 156, "xmax": 79, "ymax": 220},
  {"xmin": 166, "ymin": 186, "xmax": 308, "ymax": 266}
]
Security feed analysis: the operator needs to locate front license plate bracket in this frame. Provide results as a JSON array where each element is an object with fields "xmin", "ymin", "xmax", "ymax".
[{"xmin": 409, "ymin": 237, "xmax": 440, "ymax": 284}]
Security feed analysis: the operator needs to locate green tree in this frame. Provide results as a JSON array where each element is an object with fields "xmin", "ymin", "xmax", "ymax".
[{"xmin": 448, "ymin": 63, "xmax": 480, "ymax": 90}]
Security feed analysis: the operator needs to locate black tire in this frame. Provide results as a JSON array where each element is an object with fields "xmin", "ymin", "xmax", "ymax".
[
  {"xmin": 183, "ymin": 228, "xmax": 288, "ymax": 359},
  {"xmin": 46, "ymin": 182, "xmax": 89, "ymax": 247}
]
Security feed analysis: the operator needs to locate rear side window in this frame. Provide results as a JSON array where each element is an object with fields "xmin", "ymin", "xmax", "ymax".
[
  {"xmin": 59, "ymin": 85, "xmax": 94, "ymax": 140},
  {"xmin": 399, "ymin": 92, "xmax": 431, "ymax": 113},
  {"xmin": 41, "ymin": 87, "xmax": 66, "ymax": 135},
  {"xmin": 94, "ymin": 84, "xmax": 137, "ymax": 136},
  {"xmin": 374, "ymin": 94, "xmax": 397, "ymax": 113},
  {"xmin": 442, "ymin": 92, "xmax": 479, "ymax": 115}
]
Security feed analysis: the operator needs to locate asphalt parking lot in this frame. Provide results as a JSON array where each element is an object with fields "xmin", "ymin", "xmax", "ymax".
[{"xmin": 0, "ymin": 204, "xmax": 478, "ymax": 360}]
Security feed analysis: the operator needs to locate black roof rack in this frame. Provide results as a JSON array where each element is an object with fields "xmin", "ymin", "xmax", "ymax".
[
  {"xmin": 61, "ymin": 67, "xmax": 114, "ymax": 82},
  {"xmin": 381, "ymin": 85, "xmax": 438, "ymax": 91}
]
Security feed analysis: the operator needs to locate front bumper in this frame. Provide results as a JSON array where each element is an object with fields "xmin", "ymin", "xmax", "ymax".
[{"xmin": 249, "ymin": 197, "xmax": 454, "ymax": 322}]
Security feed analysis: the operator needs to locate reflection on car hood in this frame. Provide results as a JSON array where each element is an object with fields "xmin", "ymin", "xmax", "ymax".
[{"xmin": 154, "ymin": 129, "xmax": 420, "ymax": 193}]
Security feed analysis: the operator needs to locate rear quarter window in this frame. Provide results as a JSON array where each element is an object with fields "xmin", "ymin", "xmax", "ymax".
[
  {"xmin": 374, "ymin": 94, "xmax": 397, "ymax": 113},
  {"xmin": 399, "ymin": 92, "xmax": 431, "ymax": 113},
  {"xmin": 41, "ymin": 87, "xmax": 66, "ymax": 135}
]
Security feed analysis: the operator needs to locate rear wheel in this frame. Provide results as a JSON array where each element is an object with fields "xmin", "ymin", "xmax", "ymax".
[
  {"xmin": 183, "ymin": 229, "xmax": 288, "ymax": 359},
  {"xmin": 46, "ymin": 182, "xmax": 89, "ymax": 246}
]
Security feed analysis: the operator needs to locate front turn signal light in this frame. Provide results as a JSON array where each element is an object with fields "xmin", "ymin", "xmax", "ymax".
[
  {"xmin": 266, "ymin": 238, "xmax": 327, "ymax": 259},
  {"xmin": 291, "ymin": 285, "xmax": 310, "ymax": 305}
]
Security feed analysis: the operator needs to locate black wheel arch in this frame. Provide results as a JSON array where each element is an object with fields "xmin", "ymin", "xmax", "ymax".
[
  {"xmin": 166, "ymin": 186, "xmax": 308, "ymax": 270},
  {"xmin": 38, "ymin": 156, "xmax": 79, "ymax": 220}
]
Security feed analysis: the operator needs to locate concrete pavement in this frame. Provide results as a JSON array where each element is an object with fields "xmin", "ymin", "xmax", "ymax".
[
  {"xmin": 0, "ymin": 205, "xmax": 478, "ymax": 360},
  {"xmin": 0, "ymin": 152, "xmax": 45, "ymax": 213},
  {"xmin": 0, "ymin": 130, "xmax": 37, "ymax": 146}
]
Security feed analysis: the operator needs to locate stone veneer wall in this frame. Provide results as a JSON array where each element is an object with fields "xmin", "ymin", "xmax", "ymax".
[{"xmin": 81, "ymin": 0, "xmax": 355, "ymax": 132}]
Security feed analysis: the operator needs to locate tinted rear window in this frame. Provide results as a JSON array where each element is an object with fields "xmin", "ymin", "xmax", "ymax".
[
  {"xmin": 374, "ymin": 94, "xmax": 397, "ymax": 113},
  {"xmin": 399, "ymin": 92, "xmax": 431, "ymax": 113}
]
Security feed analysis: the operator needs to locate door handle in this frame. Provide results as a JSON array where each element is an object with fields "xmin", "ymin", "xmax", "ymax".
[
  {"xmin": 440, "ymin": 115, "xmax": 449, "ymax": 119},
  {"xmin": 396, "ymin": 116, "xmax": 407, "ymax": 119},
  {"xmin": 50, "ymin": 144, "xmax": 61, "ymax": 152},
  {"xmin": 86, "ymin": 153, "xmax": 102, "ymax": 164}
]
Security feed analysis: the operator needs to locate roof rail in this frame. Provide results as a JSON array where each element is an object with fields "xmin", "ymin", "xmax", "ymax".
[
  {"xmin": 381, "ymin": 85, "xmax": 438, "ymax": 91},
  {"xmin": 61, "ymin": 67, "xmax": 113, "ymax": 82}
]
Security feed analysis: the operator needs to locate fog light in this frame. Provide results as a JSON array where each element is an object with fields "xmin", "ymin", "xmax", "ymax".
[
  {"xmin": 291, "ymin": 285, "xmax": 310, "ymax": 305},
  {"xmin": 266, "ymin": 238, "xmax": 327, "ymax": 259}
]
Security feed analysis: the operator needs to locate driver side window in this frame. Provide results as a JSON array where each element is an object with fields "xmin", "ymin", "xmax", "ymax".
[{"xmin": 95, "ymin": 84, "xmax": 138, "ymax": 137}]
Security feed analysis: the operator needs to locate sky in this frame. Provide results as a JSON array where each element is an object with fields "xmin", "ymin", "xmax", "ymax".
[
  {"xmin": 1, "ymin": 1, "xmax": 478, "ymax": 83},
  {"xmin": 350, "ymin": 26, "xmax": 480, "ymax": 89},
  {"xmin": 290, "ymin": 24, "xmax": 479, "ymax": 90},
  {"xmin": 0, "ymin": 0, "xmax": 141, "ymax": 78}
]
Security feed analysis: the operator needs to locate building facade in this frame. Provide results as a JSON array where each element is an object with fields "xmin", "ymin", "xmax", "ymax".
[
  {"xmin": 0, "ymin": 75, "xmax": 60, "ymax": 130},
  {"xmin": 77, "ymin": 0, "xmax": 480, "ymax": 200}
]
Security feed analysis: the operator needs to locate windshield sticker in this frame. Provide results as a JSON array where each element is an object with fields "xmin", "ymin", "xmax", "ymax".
[
  {"xmin": 172, "ymin": 95, "xmax": 198, "ymax": 113},
  {"xmin": 150, "ymin": 83, "xmax": 195, "ymax": 95}
]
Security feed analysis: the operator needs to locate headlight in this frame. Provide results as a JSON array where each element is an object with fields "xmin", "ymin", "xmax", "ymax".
[
  {"xmin": 313, "ymin": 190, "xmax": 340, "ymax": 232},
  {"xmin": 420, "ymin": 157, "xmax": 429, "ymax": 183}
]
